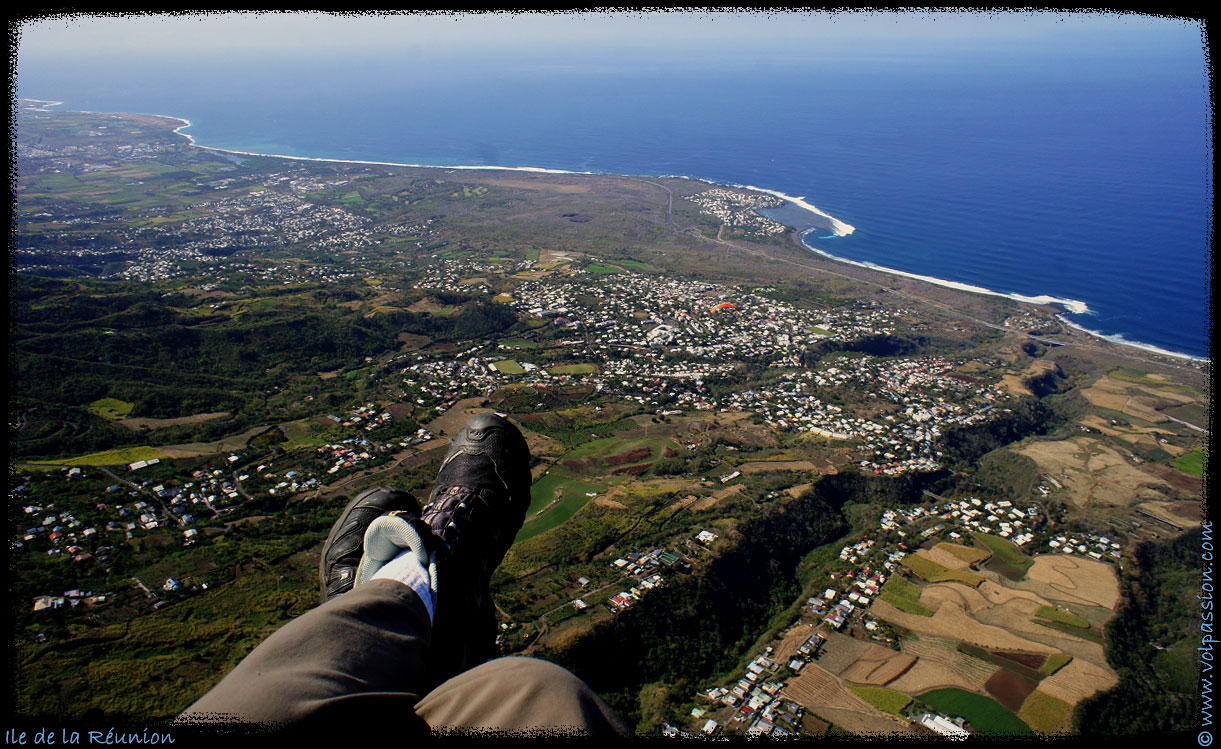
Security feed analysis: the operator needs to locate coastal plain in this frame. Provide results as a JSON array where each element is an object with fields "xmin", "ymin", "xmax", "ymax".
[{"xmin": 10, "ymin": 105, "xmax": 1207, "ymax": 736}]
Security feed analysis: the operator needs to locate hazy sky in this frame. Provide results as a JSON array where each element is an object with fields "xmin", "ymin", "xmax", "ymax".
[{"xmin": 16, "ymin": 10, "xmax": 1204, "ymax": 61}]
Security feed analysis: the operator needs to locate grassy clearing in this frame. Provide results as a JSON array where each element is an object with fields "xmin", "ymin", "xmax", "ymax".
[
  {"xmin": 972, "ymin": 533, "xmax": 1033, "ymax": 574},
  {"xmin": 918, "ymin": 687, "xmax": 1033, "ymax": 736},
  {"xmin": 936, "ymin": 542, "xmax": 991, "ymax": 565},
  {"xmin": 548, "ymin": 363, "xmax": 598, "ymax": 375},
  {"xmin": 515, "ymin": 469, "xmax": 608, "ymax": 544},
  {"xmin": 584, "ymin": 263, "xmax": 621, "ymax": 275},
  {"xmin": 1034, "ymin": 618, "xmax": 1102, "ymax": 643},
  {"xmin": 25, "ymin": 446, "xmax": 166, "ymax": 467},
  {"xmin": 848, "ymin": 685, "xmax": 912, "ymax": 716},
  {"xmin": 89, "ymin": 397, "xmax": 135, "ymax": 419},
  {"xmin": 1173, "ymin": 449, "xmax": 1206, "ymax": 477},
  {"xmin": 1034, "ymin": 606, "xmax": 1090, "ymax": 629},
  {"xmin": 901, "ymin": 554, "xmax": 984, "ymax": 587},
  {"xmin": 880, "ymin": 576, "xmax": 935, "ymax": 617}
]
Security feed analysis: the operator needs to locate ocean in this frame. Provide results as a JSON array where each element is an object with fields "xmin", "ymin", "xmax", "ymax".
[{"xmin": 16, "ymin": 26, "xmax": 1212, "ymax": 359}]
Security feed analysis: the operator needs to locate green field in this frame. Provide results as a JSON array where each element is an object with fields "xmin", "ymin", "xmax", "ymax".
[
  {"xmin": 492, "ymin": 359, "xmax": 526, "ymax": 375},
  {"xmin": 880, "ymin": 575, "xmax": 934, "ymax": 617},
  {"xmin": 1034, "ymin": 606, "xmax": 1090, "ymax": 629},
  {"xmin": 89, "ymin": 397, "xmax": 135, "ymax": 419},
  {"xmin": 548, "ymin": 363, "xmax": 598, "ymax": 375},
  {"xmin": 1038, "ymin": 654, "xmax": 1073, "ymax": 677},
  {"xmin": 848, "ymin": 686, "xmax": 912, "ymax": 716},
  {"xmin": 918, "ymin": 688, "xmax": 1033, "ymax": 736},
  {"xmin": 24, "ymin": 446, "xmax": 166, "ymax": 467},
  {"xmin": 584, "ymin": 263, "xmax": 622, "ymax": 275},
  {"xmin": 973, "ymin": 533, "xmax": 1033, "ymax": 579},
  {"xmin": 1173, "ymin": 449, "xmax": 1206, "ymax": 478},
  {"xmin": 901, "ymin": 554, "xmax": 984, "ymax": 587},
  {"xmin": 515, "ymin": 469, "xmax": 608, "ymax": 544}
]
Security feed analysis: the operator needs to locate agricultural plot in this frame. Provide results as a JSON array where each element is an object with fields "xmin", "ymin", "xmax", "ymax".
[
  {"xmin": 983, "ymin": 670, "xmax": 1039, "ymax": 713},
  {"xmin": 893, "ymin": 635, "xmax": 997, "ymax": 694},
  {"xmin": 515, "ymin": 468, "xmax": 608, "ymax": 543},
  {"xmin": 918, "ymin": 582, "xmax": 994, "ymax": 615},
  {"xmin": 818, "ymin": 633, "xmax": 916, "ymax": 687},
  {"xmin": 1017, "ymin": 690, "xmax": 1074, "ymax": 735},
  {"xmin": 934, "ymin": 542, "xmax": 990, "ymax": 566},
  {"xmin": 872, "ymin": 599, "xmax": 1059, "ymax": 655},
  {"xmin": 917, "ymin": 688, "xmax": 1033, "ymax": 736},
  {"xmin": 902, "ymin": 552, "xmax": 984, "ymax": 587},
  {"xmin": 491, "ymin": 359, "xmax": 526, "ymax": 375},
  {"xmin": 972, "ymin": 533, "xmax": 1033, "ymax": 580},
  {"xmin": 1034, "ymin": 605, "xmax": 1090, "ymax": 629},
  {"xmin": 847, "ymin": 686, "xmax": 912, "ymax": 716},
  {"xmin": 880, "ymin": 576, "xmax": 934, "ymax": 617},
  {"xmin": 1023, "ymin": 555, "xmax": 1121, "ymax": 609},
  {"xmin": 1038, "ymin": 657, "xmax": 1118, "ymax": 705}
]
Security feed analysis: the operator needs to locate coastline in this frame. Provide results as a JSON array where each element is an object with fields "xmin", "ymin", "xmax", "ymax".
[{"xmin": 21, "ymin": 100, "xmax": 1209, "ymax": 364}]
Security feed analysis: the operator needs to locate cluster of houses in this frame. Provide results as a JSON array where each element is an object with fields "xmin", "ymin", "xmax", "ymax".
[
  {"xmin": 684, "ymin": 188, "xmax": 788, "ymax": 237},
  {"xmin": 604, "ymin": 546, "xmax": 685, "ymax": 614}
]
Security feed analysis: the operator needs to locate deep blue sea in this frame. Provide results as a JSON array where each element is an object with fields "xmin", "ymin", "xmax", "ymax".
[{"xmin": 17, "ymin": 35, "xmax": 1212, "ymax": 359}]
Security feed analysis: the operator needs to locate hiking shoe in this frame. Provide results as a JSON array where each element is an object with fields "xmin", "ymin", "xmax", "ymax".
[
  {"xmin": 319, "ymin": 486, "xmax": 421, "ymax": 604},
  {"xmin": 421, "ymin": 413, "xmax": 532, "ymax": 682}
]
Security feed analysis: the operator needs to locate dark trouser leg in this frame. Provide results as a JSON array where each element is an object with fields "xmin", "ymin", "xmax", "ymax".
[
  {"xmin": 414, "ymin": 656, "xmax": 634, "ymax": 737},
  {"xmin": 176, "ymin": 578, "xmax": 432, "ymax": 731}
]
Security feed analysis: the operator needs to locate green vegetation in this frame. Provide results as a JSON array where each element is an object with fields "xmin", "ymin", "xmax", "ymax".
[
  {"xmin": 848, "ymin": 686, "xmax": 912, "ymax": 716},
  {"xmin": 548, "ymin": 363, "xmax": 598, "ymax": 375},
  {"xmin": 1034, "ymin": 605, "xmax": 1090, "ymax": 629},
  {"xmin": 900, "ymin": 554, "xmax": 984, "ymax": 587},
  {"xmin": 880, "ymin": 575, "xmax": 935, "ymax": 617},
  {"xmin": 1039, "ymin": 654, "xmax": 1073, "ymax": 677},
  {"xmin": 516, "ymin": 470, "xmax": 608, "ymax": 543},
  {"xmin": 491, "ymin": 359, "xmax": 526, "ymax": 375},
  {"xmin": 89, "ymin": 397, "xmax": 135, "ymax": 419},
  {"xmin": 1172, "ymin": 449, "xmax": 1206, "ymax": 477},
  {"xmin": 972, "ymin": 532, "xmax": 1033, "ymax": 580},
  {"xmin": 23, "ymin": 446, "xmax": 167, "ymax": 467},
  {"xmin": 917, "ymin": 688, "xmax": 1033, "ymax": 736},
  {"xmin": 584, "ymin": 262, "xmax": 622, "ymax": 275}
]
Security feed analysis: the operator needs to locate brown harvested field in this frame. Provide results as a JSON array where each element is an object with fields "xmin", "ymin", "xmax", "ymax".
[
  {"xmin": 1079, "ymin": 414, "xmax": 1184, "ymax": 453},
  {"xmin": 783, "ymin": 664, "xmax": 877, "ymax": 713},
  {"xmin": 426, "ymin": 397, "xmax": 491, "ymax": 438},
  {"xmin": 872, "ymin": 600, "xmax": 1059, "ymax": 654},
  {"xmin": 1081, "ymin": 373, "xmax": 1198, "ymax": 421},
  {"xmin": 691, "ymin": 484, "xmax": 743, "ymax": 511},
  {"xmin": 894, "ymin": 635, "xmax": 997, "ymax": 693},
  {"xmin": 736, "ymin": 460, "xmax": 820, "ymax": 474},
  {"xmin": 984, "ymin": 670, "xmax": 1039, "ymax": 713},
  {"xmin": 1138, "ymin": 499, "xmax": 1204, "ymax": 527},
  {"xmin": 816, "ymin": 632, "xmax": 889, "ymax": 676},
  {"xmin": 155, "ymin": 425, "xmax": 273, "ymax": 458},
  {"xmin": 1025, "ymin": 555, "xmax": 1120, "ymax": 609},
  {"xmin": 918, "ymin": 545, "xmax": 973, "ymax": 571},
  {"xmin": 840, "ymin": 653, "xmax": 917, "ymax": 686},
  {"xmin": 810, "ymin": 706, "xmax": 918, "ymax": 737},
  {"xmin": 1038, "ymin": 657, "xmax": 1118, "ymax": 704},
  {"xmin": 1018, "ymin": 690, "xmax": 1075, "ymax": 735},
  {"xmin": 1018, "ymin": 436, "xmax": 1172, "ymax": 508},
  {"xmin": 119, "ymin": 411, "xmax": 230, "ymax": 431},
  {"xmin": 936, "ymin": 542, "xmax": 991, "ymax": 565},
  {"xmin": 919, "ymin": 582, "xmax": 993, "ymax": 615},
  {"xmin": 593, "ymin": 497, "xmax": 627, "ymax": 510},
  {"xmin": 773, "ymin": 624, "xmax": 817, "ymax": 664},
  {"xmin": 977, "ymin": 581, "xmax": 1052, "ymax": 608}
]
